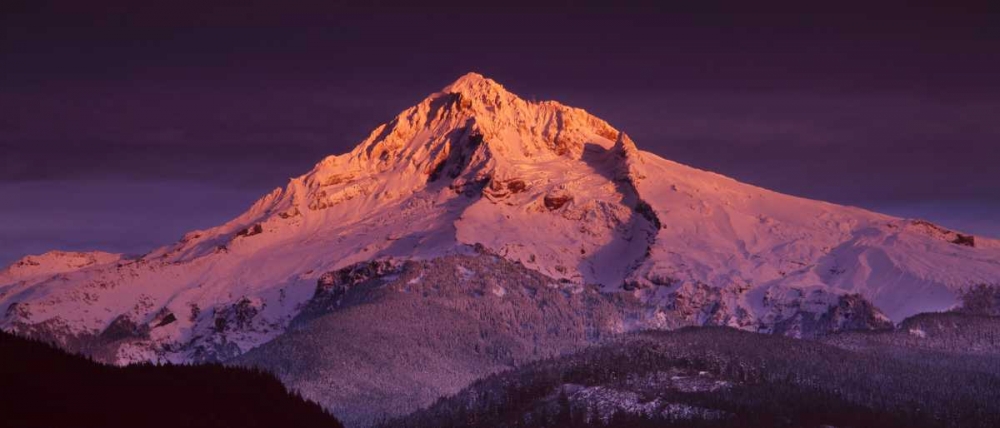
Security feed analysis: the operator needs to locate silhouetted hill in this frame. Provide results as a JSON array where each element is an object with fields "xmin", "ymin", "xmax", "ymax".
[{"xmin": 0, "ymin": 330, "xmax": 343, "ymax": 428}]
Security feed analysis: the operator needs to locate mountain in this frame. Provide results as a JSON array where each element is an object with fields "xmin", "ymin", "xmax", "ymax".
[
  {"xmin": 387, "ymin": 326, "xmax": 1000, "ymax": 428},
  {"xmin": 233, "ymin": 254, "xmax": 650, "ymax": 426},
  {"xmin": 0, "ymin": 329, "xmax": 342, "ymax": 428},
  {"xmin": 2, "ymin": 72, "xmax": 999, "ymax": 424}
]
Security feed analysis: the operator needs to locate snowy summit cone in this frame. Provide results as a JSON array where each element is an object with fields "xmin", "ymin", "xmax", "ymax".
[
  {"xmin": 2, "ymin": 71, "xmax": 999, "ymax": 369},
  {"xmin": 442, "ymin": 72, "xmax": 511, "ymax": 102},
  {"xmin": 317, "ymin": 71, "xmax": 626, "ymax": 181}
]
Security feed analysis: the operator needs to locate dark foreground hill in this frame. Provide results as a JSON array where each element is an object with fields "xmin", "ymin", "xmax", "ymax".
[
  {"xmin": 0, "ymin": 330, "xmax": 343, "ymax": 428},
  {"xmin": 388, "ymin": 326, "xmax": 1000, "ymax": 428}
]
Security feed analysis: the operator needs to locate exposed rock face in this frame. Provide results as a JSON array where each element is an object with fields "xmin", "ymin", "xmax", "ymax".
[
  {"xmin": 4, "ymin": 301, "xmax": 29, "ymax": 321},
  {"xmin": 482, "ymin": 178, "xmax": 528, "ymax": 201},
  {"xmin": 660, "ymin": 282, "xmax": 754, "ymax": 329},
  {"xmin": 633, "ymin": 282, "xmax": 894, "ymax": 338},
  {"xmin": 153, "ymin": 312, "xmax": 177, "ymax": 328},
  {"xmin": 235, "ymin": 224, "xmax": 264, "ymax": 238},
  {"xmin": 907, "ymin": 219, "xmax": 976, "ymax": 247},
  {"xmin": 770, "ymin": 293, "xmax": 894, "ymax": 338},
  {"xmin": 953, "ymin": 234, "xmax": 976, "ymax": 247},
  {"xmin": 543, "ymin": 193, "xmax": 573, "ymax": 210},
  {"xmin": 295, "ymin": 260, "xmax": 403, "ymax": 324},
  {"xmin": 315, "ymin": 260, "xmax": 400, "ymax": 296},
  {"xmin": 214, "ymin": 297, "xmax": 264, "ymax": 332},
  {"xmin": 101, "ymin": 314, "xmax": 150, "ymax": 343},
  {"xmin": 633, "ymin": 200, "xmax": 661, "ymax": 230}
]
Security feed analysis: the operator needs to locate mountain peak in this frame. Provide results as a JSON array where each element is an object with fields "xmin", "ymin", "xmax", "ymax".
[
  {"xmin": 448, "ymin": 71, "xmax": 490, "ymax": 85},
  {"xmin": 319, "ymin": 71, "xmax": 623, "ymax": 181},
  {"xmin": 442, "ymin": 72, "xmax": 506, "ymax": 98}
]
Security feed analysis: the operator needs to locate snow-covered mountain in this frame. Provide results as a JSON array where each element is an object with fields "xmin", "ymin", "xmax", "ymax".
[{"xmin": 2, "ymin": 73, "xmax": 999, "ymax": 368}]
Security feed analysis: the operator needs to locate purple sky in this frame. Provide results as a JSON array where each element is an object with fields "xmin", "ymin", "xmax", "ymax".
[{"xmin": 2, "ymin": 2, "xmax": 998, "ymax": 266}]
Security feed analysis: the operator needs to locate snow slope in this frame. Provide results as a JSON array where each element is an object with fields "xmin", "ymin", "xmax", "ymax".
[{"xmin": 2, "ymin": 72, "xmax": 998, "ymax": 364}]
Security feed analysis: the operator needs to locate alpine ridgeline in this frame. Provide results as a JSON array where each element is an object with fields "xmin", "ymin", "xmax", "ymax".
[{"xmin": 2, "ymin": 73, "xmax": 999, "ymax": 423}]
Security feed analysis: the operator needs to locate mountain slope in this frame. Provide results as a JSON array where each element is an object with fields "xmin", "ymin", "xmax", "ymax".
[
  {"xmin": 0, "ymin": 330, "xmax": 342, "ymax": 428},
  {"xmin": 235, "ymin": 254, "xmax": 647, "ymax": 426},
  {"xmin": 1, "ymin": 72, "xmax": 998, "ymax": 364},
  {"xmin": 628, "ymin": 152, "xmax": 1000, "ymax": 324},
  {"xmin": 388, "ymin": 327, "xmax": 1000, "ymax": 428}
]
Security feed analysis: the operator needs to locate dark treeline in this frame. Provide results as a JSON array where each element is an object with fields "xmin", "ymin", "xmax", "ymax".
[
  {"xmin": 0, "ymin": 330, "xmax": 343, "ymax": 428},
  {"xmin": 388, "ymin": 326, "xmax": 1000, "ymax": 428}
]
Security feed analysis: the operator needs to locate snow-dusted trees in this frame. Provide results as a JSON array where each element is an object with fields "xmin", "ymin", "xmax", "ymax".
[
  {"xmin": 387, "ymin": 327, "xmax": 1000, "ymax": 428},
  {"xmin": 0, "ymin": 330, "xmax": 343, "ymax": 428},
  {"xmin": 959, "ymin": 283, "xmax": 1000, "ymax": 316}
]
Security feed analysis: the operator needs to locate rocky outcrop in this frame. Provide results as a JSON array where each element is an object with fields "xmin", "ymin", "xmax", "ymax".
[
  {"xmin": 307, "ymin": 178, "xmax": 379, "ymax": 211},
  {"xmin": 640, "ymin": 282, "xmax": 894, "ymax": 338},
  {"xmin": 152, "ymin": 311, "xmax": 177, "ymax": 328},
  {"xmin": 429, "ymin": 128, "xmax": 488, "ymax": 183},
  {"xmin": 543, "ymin": 193, "xmax": 573, "ymax": 210},
  {"xmin": 769, "ymin": 293, "xmax": 893, "ymax": 338},
  {"xmin": 660, "ymin": 282, "xmax": 755, "ymax": 329},
  {"xmin": 100, "ymin": 314, "xmax": 150, "ymax": 342},
  {"xmin": 315, "ymin": 260, "xmax": 400, "ymax": 297},
  {"xmin": 235, "ymin": 224, "xmax": 263, "ymax": 238},
  {"xmin": 213, "ymin": 297, "xmax": 265, "ymax": 333},
  {"xmin": 482, "ymin": 178, "xmax": 528, "ymax": 201},
  {"xmin": 953, "ymin": 233, "xmax": 976, "ymax": 247},
  {"xmin": 295, "ymin": 260, "xmax": 402, "ymax": 325},
  {"xmin": 907, "ymin": 219, "xmax": 977, "ymax": 248},
  {"xmin": 634, "ymin": 200, "xmax": 661, "ymax": 230}
]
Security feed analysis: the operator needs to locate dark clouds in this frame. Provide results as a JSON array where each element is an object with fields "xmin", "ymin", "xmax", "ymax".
[{"xmin": 1, "ymin": 1, "xmax": 998, "ymax": 265}]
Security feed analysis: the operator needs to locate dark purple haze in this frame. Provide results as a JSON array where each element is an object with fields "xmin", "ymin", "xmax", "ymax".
[{"xmin": 2, "ymin": 2, "xmax": 998, "ymax": 265}]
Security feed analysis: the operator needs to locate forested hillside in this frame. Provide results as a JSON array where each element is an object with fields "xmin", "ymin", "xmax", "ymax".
[
  {"xmin": 0, "ymin": 331, "xmax": 343, "ymax": 428},
  {"xmin": 389, "ymin": 327, "xmax": 1000, "ymax": 428}
]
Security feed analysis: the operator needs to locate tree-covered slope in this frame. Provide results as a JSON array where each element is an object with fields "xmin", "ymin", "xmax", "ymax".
[
  {"xmin": 389, "ymin": 327, "xmax": 1000, "ymax": 428},
  {"xmin": 0, "ymin": 330, "xmax": 343, "ymax": 428}
]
